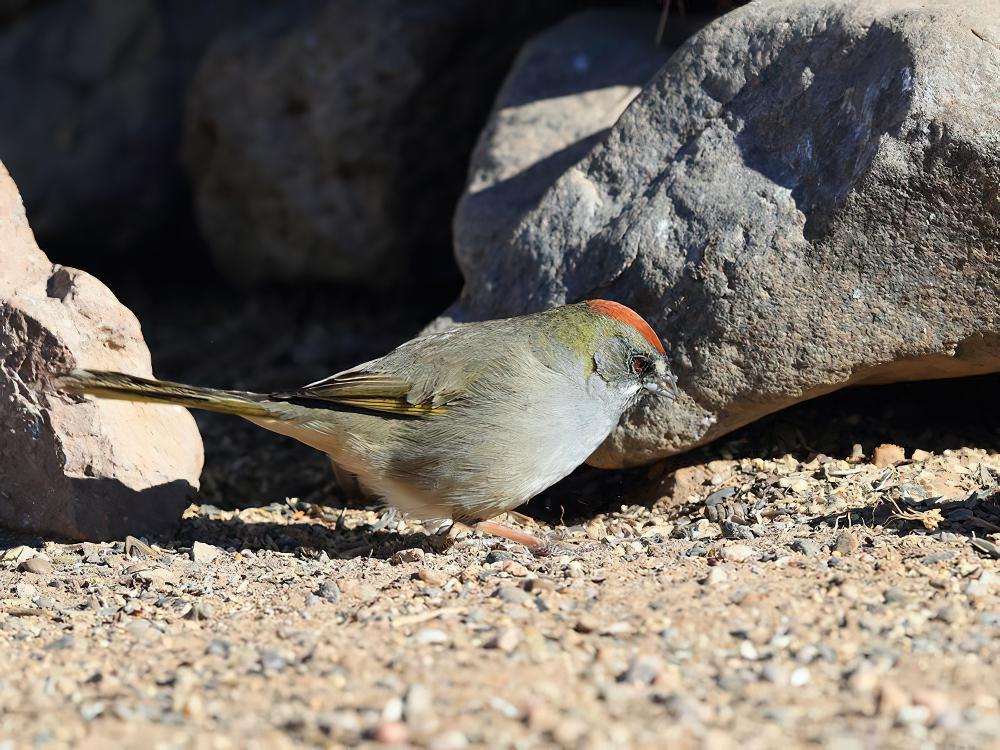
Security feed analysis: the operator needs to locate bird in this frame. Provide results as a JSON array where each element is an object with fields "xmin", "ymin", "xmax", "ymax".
[{"xmin": 57, "ymin": 299, "xmax": 678, "ymax": 553}]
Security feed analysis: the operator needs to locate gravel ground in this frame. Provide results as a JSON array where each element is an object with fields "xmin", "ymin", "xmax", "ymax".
[
  {"xmin": 3, "ymin": 439, "xmax": 999, "ymax": 749},
  {"xmin": 2, "ymin": 290, "xmax": 999, "ymax": 749}
]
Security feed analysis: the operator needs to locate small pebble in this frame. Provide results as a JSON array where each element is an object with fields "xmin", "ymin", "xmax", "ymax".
[
  {"xmin": 970, "ymin": 538, "xmax": 1000, "ymax": 560},
  {"xmin": 46, "ymin": 634, "xmax": 74, "ymax": 651},
  {"xmin": 976, "ymin": 611, "xmax": 1000, "ymax": 626},
  {"xmin": 125, "ymin": 619, "xmax": 160, "ymax": 641},
  {"xmin": 790, "ymin": 667, "xmax": 811, "ymax": 686},
  {"xmin": 790, "ymin": 539, "xmax": 822, "ymax": 556},
  {"xmin": 184, "ymin": 601, "xmax": 215, "ymax": 621},
  {"xmin": 390, "ymin": 548, "xmax": 425, "ymax": 565},
  {"xmin": 353, "ymin": 583, "xmax": 380, "ymax": 602},
  {"xmin": 703, "ymin": 567, "xmax": 729, "ymax": 585},
  {"xmin": 619, "ymin": 654, "xmax": 662, "ymax": 685},
  {"xmin": 601, "ymin": 621, "xmax": 633, "ymax": 636},
  {"xmin": 833, "ymin": 531, "xmax": 858, "ymax": 556},
  {"xmin": 190, "ymin": 541, "xmax": 222, "ymax": 564},
  {"xmin": 403, "ymin": 683, "xmax": 433, "ymax": 722},
  {"xmin": 705, "ymin": 487, "xmax": 737, "ymax": 506},
  {"xmin": 523, "ymin": 577, "xmax": 556, "ymax": 593},
  {"xmin": 964, "ymin": 570, "xmax": 999, "ymax": 596},
  {"xmin": 417, "ymin": 569, "xmax": 448, "ymax": 587},
  {"xmin": 427, "ymin": 730, "xmax": 469, "ymax": 750},
  {"xmin": 484, "ymin": 627, "xmax": 521, "ymax": 653},
  {"xmin": 205, "ymin": 639, "xmax": 230, "ymax": 658},
  {"xmin": 574, "ymin": 615, "xmax": 599, "ymax": 634},
  {"xmin": 260, "ymin": 650, "xmax": 287, "ymax": 672},
  {"xmin": 796, "ymin": 644, "xmax": 819, "ymax": 663},
  {"xmin": 382, "ymin": 696, "xmax": 403, "ymax": 721},
  {"xmin": 495, "ymin": 586, "xmax": 530, "ymax": 605},
  {"xmin": 372, "ymin": 720, "xmax": 409, "ymax": 745},
  {"xmin": 719, "ymin": 544, "xmax": 755, "ymax": 562},
  {"xmin": 873, "ymin": 443, "xmax": 905, "ymax": 468},
  {"xmin": 317, "ymin": 581, "xmax": 342, "ymax": 603},
  {"xmin": 79, "ymin": 702, "xmax": 105, "ymax": 721},
  {"xmin": 883, "ymin": 587, "xmax": 912, "ymax": 605},
  {"xmin": 498, "ymin": 560, "xmax": 529, "ymax": 577},
  {"xmin": 896, "ymin": 704, "xmax": 931, "ymax": 726},
  {"xmin": 2, "ymin": 546, "xmax": 38, "ymax": 565},
  {"xmin": 135, "ymin": 568, "xmax": 177, "ymax": 586},
  {"xmin": 761, "ymin": 663, "xmax": 787, "ymax": 684},
  {"xmin": 933, "ymin": 606, "xmax": 960, "ymax": 624},
  {"xmin": 18, "ymin": 557, "xmax": 53, "ymax": 575},
  {"xmin": 721, "ymin": 520, "xmax": 754, "ymax": 540},
  {"xmin": 921, "ymin": 549, "xmax": 958, "ymax": 564},
  {"xmin": 412, "ymin": 628, "xmax": 449, "ymax": 645}
]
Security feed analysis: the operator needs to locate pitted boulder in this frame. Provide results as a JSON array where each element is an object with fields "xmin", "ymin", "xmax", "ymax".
[
  {"xmin": 0, "ymin": 162, "xmax": 203, "ymax": 540},
  {"xmin": 184, "ymin": 1, "xmax": 584, "ymax": 286}
]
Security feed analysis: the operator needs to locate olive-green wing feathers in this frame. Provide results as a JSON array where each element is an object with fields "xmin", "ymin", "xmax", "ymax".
[
  {"xmin": 274, "ymin": 370, "xmax": 451, "ymax": 417},
  {"xmin": 272, "ymin": 323, "xmax": 524, "ymax": 418}
]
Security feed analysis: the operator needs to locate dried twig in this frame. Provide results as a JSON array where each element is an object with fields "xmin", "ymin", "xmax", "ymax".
[{"xmin": 887, "ymin": 499, "xmax": 943, "ymax": 531}]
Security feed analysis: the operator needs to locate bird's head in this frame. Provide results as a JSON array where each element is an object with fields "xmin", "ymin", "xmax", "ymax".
[{"xmin": 582, "ymin": 299, "xmax": 678, "ymax": 404}]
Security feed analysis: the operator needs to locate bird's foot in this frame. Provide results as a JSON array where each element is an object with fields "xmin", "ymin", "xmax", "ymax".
[{"xmin": 472, "ymin": 520, "xmax": 556, "ymax": 557}]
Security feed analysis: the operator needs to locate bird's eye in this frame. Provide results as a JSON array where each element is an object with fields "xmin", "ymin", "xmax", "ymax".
[{"xmin": 630, "ymin": 355, "xmax": 651, "ymax": 376}]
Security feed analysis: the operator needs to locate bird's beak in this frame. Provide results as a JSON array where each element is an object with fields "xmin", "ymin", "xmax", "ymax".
[{"xmin": 644, "ymin": 367, "xmax": 680, "ymax": 400}]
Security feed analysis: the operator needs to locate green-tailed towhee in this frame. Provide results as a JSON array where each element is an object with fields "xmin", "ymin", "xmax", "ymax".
[{"xmin": 58, "ymin": 300, "xmax": 677, "ymax": 550}]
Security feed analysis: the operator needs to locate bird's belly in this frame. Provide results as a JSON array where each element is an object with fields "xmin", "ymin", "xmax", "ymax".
[
  {"xmin": 370, "ymin": 399, "xmax": 616, "ymax": 523},
  {"xmin": 248, "ymin": 385, "xmax": 621, "ymax": 523}
]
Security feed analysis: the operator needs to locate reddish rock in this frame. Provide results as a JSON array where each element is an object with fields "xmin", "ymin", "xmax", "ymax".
[
  {"xmin": 0, "ymin": 162, "xmax": 203, "ymax": 540},
  {"xmin": 873, "ymin": 444, "xmax": 906, "ymax": 468}
]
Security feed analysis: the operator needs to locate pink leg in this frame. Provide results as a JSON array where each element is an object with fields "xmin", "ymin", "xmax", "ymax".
[{"xmin": 473, "ymin": 519, "xmax": 554, "ymax": 556}]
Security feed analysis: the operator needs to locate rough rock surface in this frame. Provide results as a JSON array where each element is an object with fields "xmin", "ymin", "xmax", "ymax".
[
  {"xmin": 0, "ymin": 163, "xmax": 203, "ymax": 540},
  {"xmin": 443, "ymin": 0, "xmax": 1000, "ymax": 468},
  {"xmin": 0, "ymin": 0, "xmax": 262, "ymax": 260},
  {"xmin": 454, "ymin": 10, "xmax": 671, "ymax": 274},
  {"xmin": 184, "ymin": 1, "xmax": 585, "ymax": 286}
]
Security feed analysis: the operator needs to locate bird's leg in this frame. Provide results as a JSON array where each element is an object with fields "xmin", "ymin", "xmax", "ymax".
[{"xmin": 473, "ymin": 519, "xmax": 554, "ymax": 557}]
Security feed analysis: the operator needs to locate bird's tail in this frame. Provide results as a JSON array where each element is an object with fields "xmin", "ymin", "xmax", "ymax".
[{"xmin": 56, "ymin": 369, "xmax": 273, "ymax": 419}]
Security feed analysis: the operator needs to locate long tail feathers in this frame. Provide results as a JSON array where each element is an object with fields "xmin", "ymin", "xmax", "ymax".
[{"xmin": 56, "ymin": 369, "xmax": 273, "ymax": 419}]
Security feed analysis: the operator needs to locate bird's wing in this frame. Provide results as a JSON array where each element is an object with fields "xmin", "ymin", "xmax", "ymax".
[
  {"xmin": 272, "ymin": 326, "xmax": 503, "ymax": 417},
  {"xmin": 274, "ymin": 369, "xmax": 452, "ymax": 417}
]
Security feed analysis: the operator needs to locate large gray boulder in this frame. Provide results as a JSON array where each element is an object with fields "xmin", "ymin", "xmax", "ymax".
[
  {"xmin": 443, "ymin": 0, "xmax": 1000, "ymax": 468},
  {"xmin": 184, "ymin": 1, "xmax": 587, "ymax": 286},
  {"xmin": 0, "ymin": 163, "xmax": 204, "ymax": 540},
  {"xmin": 454, "ymin": 10, "xmax": 671, "ymax": 278}
]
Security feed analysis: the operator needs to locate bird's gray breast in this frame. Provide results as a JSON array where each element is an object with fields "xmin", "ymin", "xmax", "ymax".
[{"xmin": 465, "ymin": 367, "xmax": 623, "ymax": 510}]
